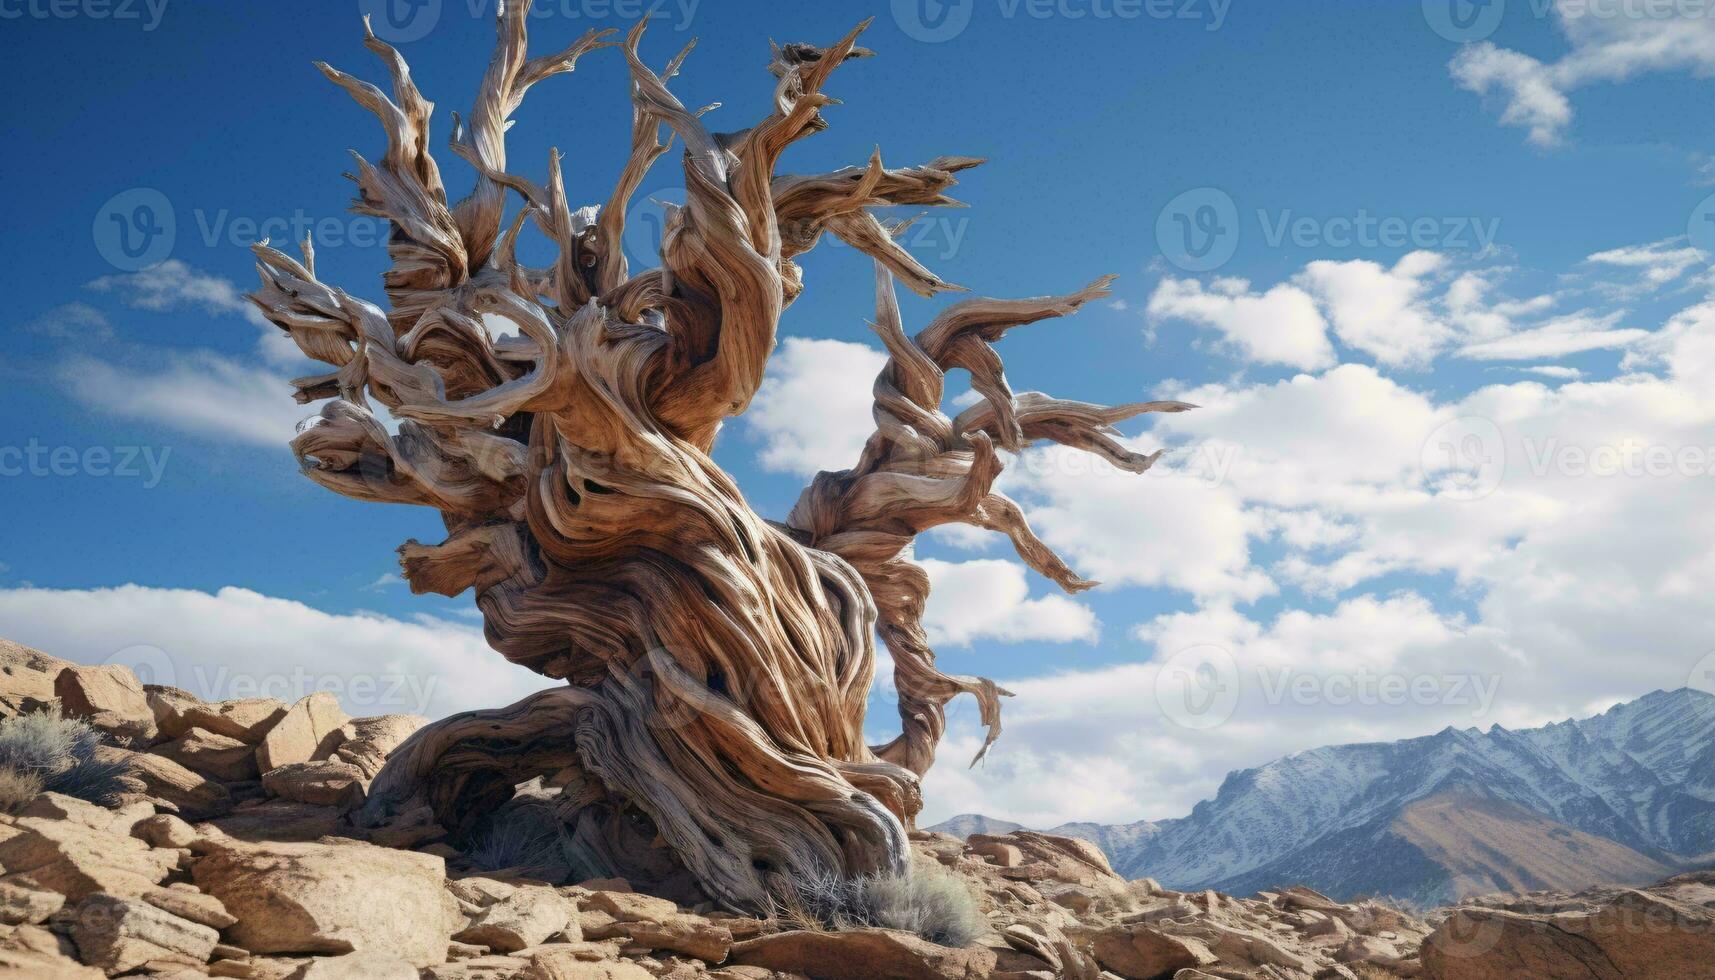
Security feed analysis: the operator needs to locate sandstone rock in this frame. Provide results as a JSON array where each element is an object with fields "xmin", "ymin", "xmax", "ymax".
[
  {"xmin": 524, "ymin": 960, "xmax": 654, "ymax": 980},
  {"xmin": 454, "ymin": 884, "xmax": 577, "ymax": 953},
  {"xmin": 285, "ymin": 951, "xmax": 419, "ymax": 979},
  {"xmin": 144, "ymin": 885, "xmax": 238, "ymax": 930},
  {"xmin": 0, "ymin": 639, "xmax": 74, "ymax": 716},
  {"xmin": 17, "ymin": 792, "xmax": 151, "ymax": 837},
  {"xmin": 420, "ymin": 955, "xmax": 533, "ymax": 979},
  {"xmin": 260, "ymin": 761, "xmax": 365, "ymax": 810},
  {"xmin": 134, "ymin": 813, "xmax": 202, "ymax": 849},
  {"xmin": 151, "ymin": 690, "xmax": 289, "ymax": 744},
  {"xmin": 328, "ymin": 715, "xmax": 426, "ymax": 779},
  {"xmin": 1422, "ymin": 888, "xmax": 1715, "ymax": 980},
  {"xmin": 730, "ymin": 929, "xmax": 998, "ymax": 980},
  {"xmin": 1071, "ymin": 922, "xmax": 1218, "ymax": 979},
  {"xmin": 0, "ymin": 880, "xmax": 63, "ymax": 925},
  {"xmin": 201, "ymin": 800, "xmax": 349, "ymax": 843},
  {"xmin": 193, "ymin": 838, "xmax": 461, "ymax": 967},
  {"xmin": 256, "ymin": 694, "xmax": 349, "ymax": 773},
  {"xmin": 157, "ymin": 728, "xmax": 260, "ymax": 782},
  {"xmin": 55, "ymin": 664, "xmax": 157, "ymax": 742},
  {"xmin": 208, "ymin": 954, "xmax": 314, "ymax": 979},
  {"xmin": 0, "ymin": 815, "xmax": 177, "ymax": 899},
  {"xmin": 0, "ymin": 945, "xmax": 105, "ymax": 978},
  {"xmin": 97, "ymin": 745, "xmax": 231, "ymax": 818},
  {"xmin": 969, "ymin": 841, "xmax": 1023, "ymax": 868},
  {"xmin": 67, "ymin": 892, "xmax": 220, "ymax": 975},
  {"xmin": 607, "ymin": 914, "xmax": 730, "ymax": 963}
]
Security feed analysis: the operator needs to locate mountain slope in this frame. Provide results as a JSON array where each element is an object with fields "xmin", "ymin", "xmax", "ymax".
[{"xmin": 930, "ymin": 688, "xmax": 1715, "ymax": 904}]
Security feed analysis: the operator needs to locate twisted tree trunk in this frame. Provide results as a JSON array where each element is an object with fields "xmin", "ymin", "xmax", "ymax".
[{"xmin": 250, "ymin": 6, "xmax": 1189, "ymax": 912}]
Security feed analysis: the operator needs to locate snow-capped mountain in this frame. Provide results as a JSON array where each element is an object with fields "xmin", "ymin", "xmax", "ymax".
[{"xmin": 930, "ymin": 688, "xmax": 1715, "ymax": 904}]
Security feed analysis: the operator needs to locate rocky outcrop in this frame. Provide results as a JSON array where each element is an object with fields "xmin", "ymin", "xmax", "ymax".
[
  {"xmin": 255, "ymin": 693, "xmax": 349, "ymax": 773},
  {"xmin": 193, "ymin": 838, "xmax": 462, "ymax": 966},
  {"xmin": 1422, "ymin": 871, "xmax": 1715, "ymax": 979}
]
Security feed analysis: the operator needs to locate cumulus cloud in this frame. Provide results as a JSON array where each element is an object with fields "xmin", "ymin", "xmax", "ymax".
[
  {"xmin": 58, "ymin": 352, "xmax": 302, "ymax": 447},
  {"xmin": 1297, "ymin": 252, "xmax": 1452, "ymax": 367},
  {"xmin": 744, "ymin": 337, "xmax": 887, "ymax": 476},
  {"xmin": 1146, "ymin": 276, "xmax": 1334, "ymax": 369},
  {"xmin": 1451, "ymin": 3, "xmax": 1715, "ymax": 145},
  {"xmin": 0, "ymin": 585, "xmax": 550, "ymax": 718},
  {"xmin": 920, "ymin": 558, "xmax": 1099, "ymax": 647},
  {"xmin": 1586, "ymin": 238, "xmax": 1708, "ymax": 292}
]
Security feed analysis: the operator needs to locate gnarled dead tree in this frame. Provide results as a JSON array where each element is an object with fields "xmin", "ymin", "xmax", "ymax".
[{"xmin": 250, "ymin": 5, "xmax": 1191, "ymax": 911}]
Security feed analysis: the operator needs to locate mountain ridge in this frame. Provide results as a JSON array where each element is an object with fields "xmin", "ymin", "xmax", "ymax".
[{"xmin": 930, "ymin": 688, "xmax": 1715, "ymax": 904}]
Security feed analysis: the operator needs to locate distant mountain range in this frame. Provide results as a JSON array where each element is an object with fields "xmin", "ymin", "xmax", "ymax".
[{"xmin": 929, "ymin": 688, "xmax": 1715, "ymax": 905}]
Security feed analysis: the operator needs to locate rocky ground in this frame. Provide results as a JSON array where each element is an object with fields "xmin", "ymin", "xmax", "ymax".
[{"xmin": 2, "ymin": 642, "xmax": 1710, "ymax": 979}]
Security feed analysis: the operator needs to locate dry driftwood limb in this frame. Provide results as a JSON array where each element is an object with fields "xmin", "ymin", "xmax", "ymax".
[{"xmin": 252, "ymin": 3, "xmax": 1188, "ymax": 911}]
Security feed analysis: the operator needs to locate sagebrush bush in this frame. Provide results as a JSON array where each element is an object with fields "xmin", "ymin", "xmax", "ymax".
[
  {"xmin": 0, "ymin": 767, "xmax": 45, "ymax": 814},
  {"xmin": 778, "ymin": 864, "xmax": 987, "ymax": 948},
  {"xmin": 0, "ymin": 707, "xmax": 133, "ymax": 808}
]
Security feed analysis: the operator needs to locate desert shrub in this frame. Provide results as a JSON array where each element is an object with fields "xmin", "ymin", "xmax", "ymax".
[
  {"xmin": 778, "ymin": 864, "xmax": 987, "ymax": 948},
  {"xmin": 0, "ymin": 707, "xmax": 133, "ymax": 808},
  {"xmin": 0, "ymin": 767, "xmax": 45, "ymax": 814}
]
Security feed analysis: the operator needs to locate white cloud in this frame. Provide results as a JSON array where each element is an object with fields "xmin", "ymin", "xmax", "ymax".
[
  {"xmin": 1146, "ymin": 276, "xmax": 1335, "ymax": 370},
  {"xmin": 1297, "ymin": 252, "xmax": 1452, "ymax": 367},
  {"xmin": 1451, "ymin": 4, "xmax": 1715, "ymax": 145},
  {"xmin": 59, "ymin": 352, "xmax": 302, "ymax": 447},
  {"xmin": 745, "ymin": 337, "xmax": 888, "ymax": 476},
  {"xmin": 1586, "ymin": 238, "xmax": 1707, "ymax": 290},
  {"xmin": 0, "ymin": 585, "xmax": 550, "ymax": 718},
  {"xmin": 1457, "ymin": 311, "xmax": 1650, "ymax": 360},
  {"xmin": 83, "ymin": 260, "xmax": 301, "ymax": 367},
  {"xmin": 920, "ymin": 558, "xmax": 1099, "ymax": 647}
]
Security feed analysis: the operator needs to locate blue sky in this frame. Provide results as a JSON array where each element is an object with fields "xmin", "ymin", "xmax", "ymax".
[{"xmin": 3, "ymin": 0, "xmax": 1715, "ymax": 826}]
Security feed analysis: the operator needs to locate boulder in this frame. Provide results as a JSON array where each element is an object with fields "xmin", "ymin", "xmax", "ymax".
[
  {"xmin": 157, "ymin": 727, "xmax": 260, "ymax": 782},
  {"xmin": 150, "ymin": 689, "xmax": 288, "ymax": 744},
  {"xmin": 0, "ymin": 639, "xmax": 73, "ymax": 716},
  {"xmin": 0, "ymin": 880, "xmax": 64, "ymax": 925},
  {"xmin": 133, "ymin": 813, "xmax": 202, "ymax": 849},
  {"xmin": 98, "ymin": 745, "xmax": 230, "ymax": 818},
  {"xmin": 329, "ymin": 715, "xmax": 426, "ymax": 779},
  {"xmin": 730, "ymin": 929, "xmax": 998, "ymax": 980},
  {"xmin": 0, "ymin": 815, "xmax": 177, "ymax": 899},
  {"xmin": 0, "ymin": 945, "xmax": 105, "ymax": 978},
  {"xmin": 522, "ymin": 960, "xmax": 654, "ymax": 980},
  {"xmin": 201, "ymin": 800, "xmax": 351, "ymax": 843},
  {"xmin": 261, "ymin": 761, "xmax": 366, "ymax": 809},
  {"xmin": 193, "ymin": 838, "xmax": 462, "ymax": 967},
  {"xmin": 256, "ymin": 694, "xmax": 349, "ymax": 772},
  {"xmin": 285, "ymin": 951, "xmax": 419, "ymax": 979},
  {"xmin": 143, "ymin": 884, "xmax": 238, "ymax": 930},
  {"xmin": 1422, "ymin": 889, "xmax": 1715, "ymax": 980},
  {"xmin": 453, "ymin": 883, "xmax": 577, "ymax": 953},
  {"xmin": 1070, "ymin": 923, "xmax": 1219, "ymax": 979},
  {"xmin": 66, "ymin": 892, "xmax": 220, "ymax": 975},
  {"xmin": 55, "ymin": 664, "xmax": 157, "ymax": 742}
]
